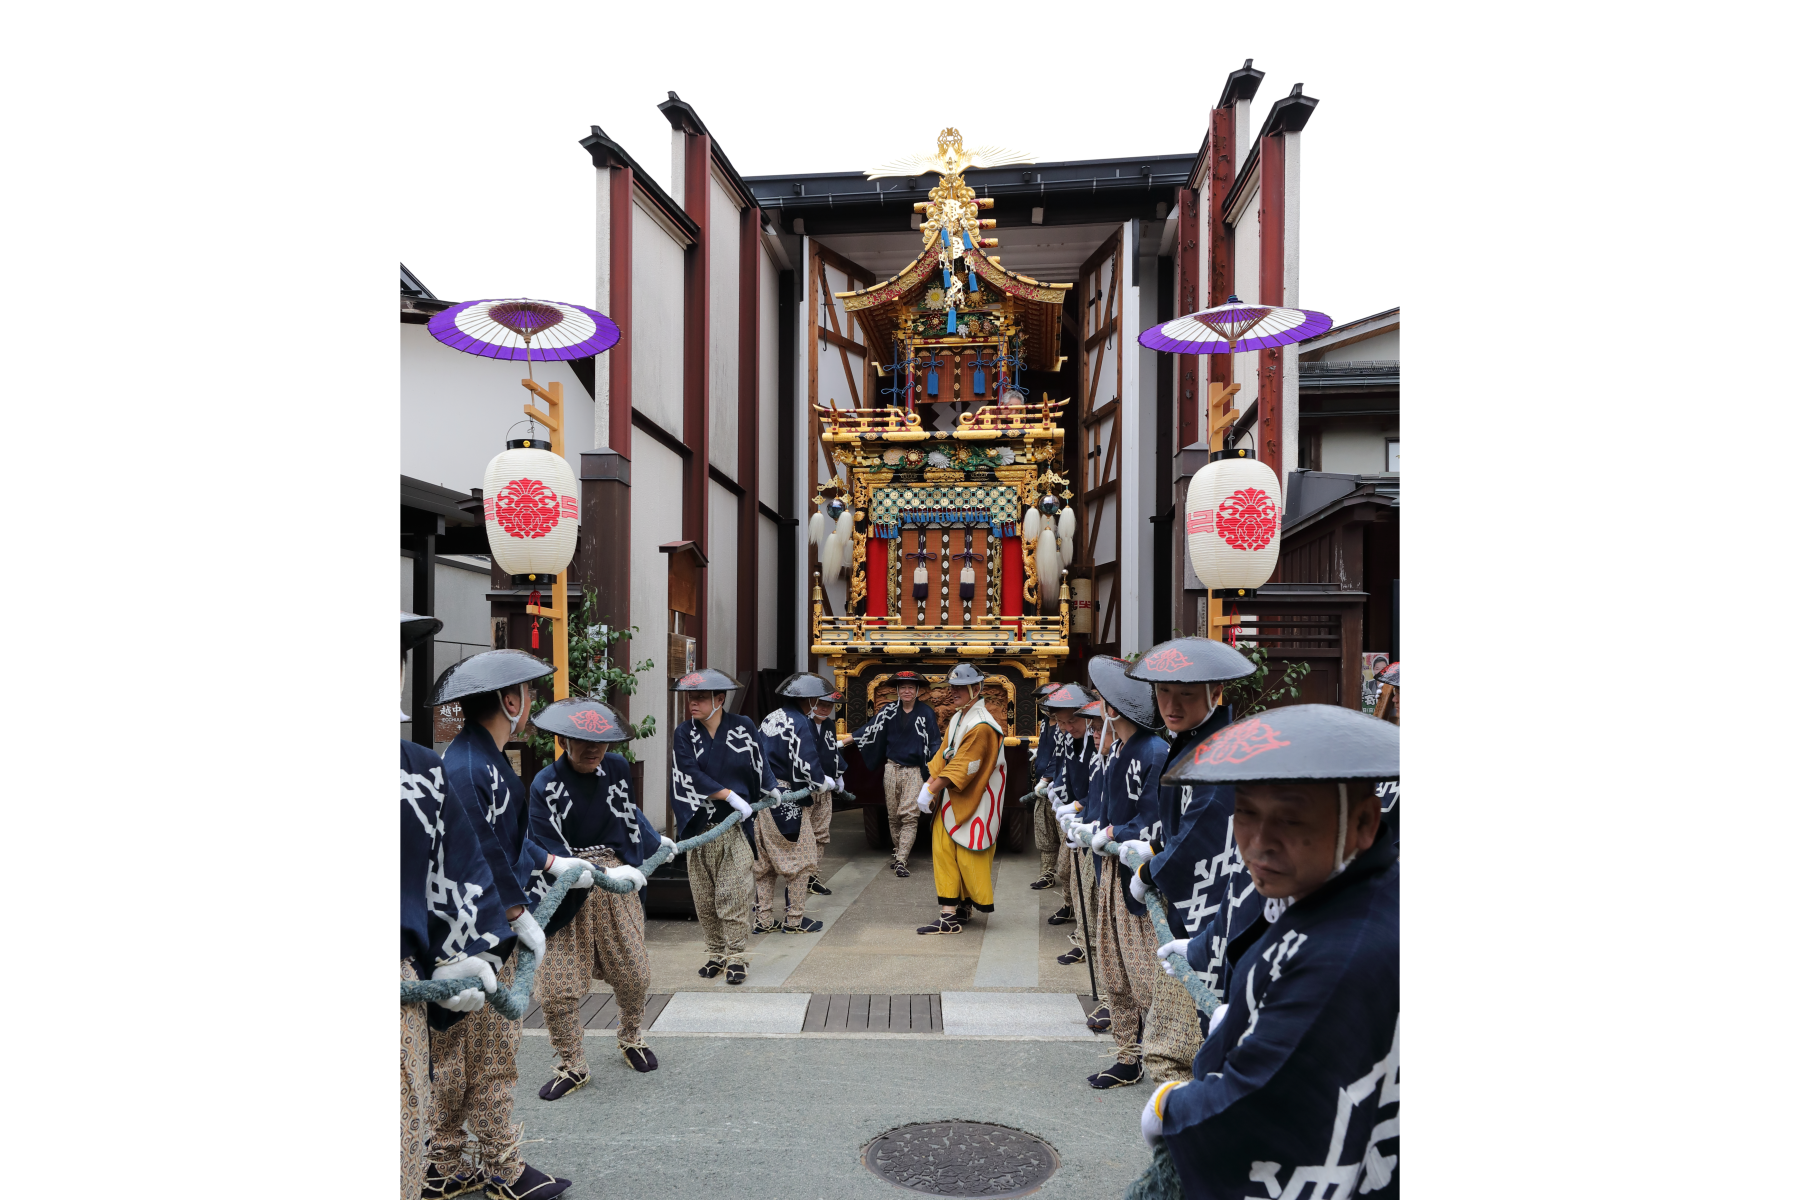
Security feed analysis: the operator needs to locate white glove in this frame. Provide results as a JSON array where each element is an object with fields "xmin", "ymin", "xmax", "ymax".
[
  {"xmin": 1205, "ymin": 1003, "xmax": 1229, "ymax": 1036},
  {"xmin": 1129, "ymin": 870, "xmax": 1149, "ymax": 904},
  {"xmin": 437, "ymin": 987, "xmax": 487, "ymax": 1013},
  {"xmin": 837, "ymin": 735, "xmax": 853, "ymax": 747},
  {"xmin": 1141, "ymin": 1081, "xmax": 1184, "ymax": 1150},
  {"xmin": 916, "ymin": 784, "xmax": 935, "ymax": 815},
  {"xmin": 432, "ymin": 955, "xmax": 497, "ymax": 995},
  {"xmin": 836, "ymin": 775, "xmax": 846, "ymax": 792},
  {"xmin": 817, "ymin": 776, "xmax": 837, "ymax": 794},
  {"xmin": 1118, "ymin": 838, "xmax": 1154, "ymax": 865},
  {"xmin": 1156, "ymin": 938, "xmax": 1190, "ymax": 977},
  {"xmin": 546, "ymin": 856, "xmax": 595, "ymax": 888},
  {"xmin": 725, "ymin": 791, "xmax": 753, "ymax": 818},
  {"xmin": 659, "ymin": 836, "xmax": 677, "ymax": 856},
  {"xmin": 510, "ymin": 910, "xmax": 546, "ymax": 959},
  {"xmin": 603, "ymin": 864, "xmax": 648, "ymax": 892}
]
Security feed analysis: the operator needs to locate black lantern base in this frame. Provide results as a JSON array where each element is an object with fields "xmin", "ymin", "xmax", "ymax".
[
  {"xmin": 1209, "ymin": 447, "xmax": 1256, "ymax": 463},
  {"xmin": 1210, "ymin": 587, "xmax": 1259, "ymax": 601},
  {"xmin": 511, "ymin": 573, "xmax": 560, "ymax": 587}
]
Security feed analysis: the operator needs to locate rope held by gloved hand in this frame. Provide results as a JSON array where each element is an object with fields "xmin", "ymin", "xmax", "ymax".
[
  {"xmin": 1094, "ymin": 836, "xmax": 1222, "ymax": 1016},
  {"xmin": 401, "ymin": 787, "xmax": 815, "ymax": 1009}
]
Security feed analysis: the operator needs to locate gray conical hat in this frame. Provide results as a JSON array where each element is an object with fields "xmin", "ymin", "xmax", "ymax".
[
  {"xmin": 533, "ymin": 697, "xmax": 629, "ymax": 743},
  {"xmin": 671, "ymin": 668, "xmax": 742, "ymax": 692},
  {"xmin": 1125, "ymin": 637, "xmax": 1255, "ymax": 684},
  {"xmin": 1160, "ymin": 703, "xmax": 1399, "ymax": 785},
  {"xmin": 1087, "ymin": 655, "xmax": 1160, "ymax": 730},
  {"xmin": 429, "ymin": 649, "xmax": 554, "ymax": 707}
]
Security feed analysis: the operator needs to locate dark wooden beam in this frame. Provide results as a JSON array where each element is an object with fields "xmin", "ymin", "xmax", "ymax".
[{"xmin": 681, "ymin": 130, "xmax": 713, "ymax": 662}]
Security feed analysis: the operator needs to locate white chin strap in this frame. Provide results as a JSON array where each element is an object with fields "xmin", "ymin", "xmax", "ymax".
[
  {"xmin": 1330, "ymin": 782, "xmax": 1355, "ymax": 878},
  {"xmin": 399, "ymin": 708, "xmax": 411, "ymax": 723},
  {"xmin": 506, "ymin": 689, "xmax": 529, "ymax": 737},
  {"xmin": 705, "ymin": 697, "xmax": 723, "ymax": 722}
]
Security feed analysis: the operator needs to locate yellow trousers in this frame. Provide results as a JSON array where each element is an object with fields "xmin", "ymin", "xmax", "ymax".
[{"xmin": 931, "ymin": 815, "xmax": 996, "ymax": 912}]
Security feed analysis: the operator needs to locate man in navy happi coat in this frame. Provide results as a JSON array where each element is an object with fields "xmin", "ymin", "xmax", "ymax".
[
  {"xmin": 853, "ymin": 669, "xmax": 941, "ymax": 877},
  {"xmin": 670, "ymin": 668, "xmax": 772, "ymax": 986},
  {"xmin": 803, "ymin": 688, "xmax": 850, "ymax": 899},
  {"xmin": 1136, "ymin": 704, "xmax": 1400, "ymax": 1200},
  {"xmin": 757, "ymin": 673, "xmax": 835, "ymax": 934},
  {"xmin": 400, "ymin": 615, "xmax": 519, "ymax": 1200},
  {"xmin": 427, "ymin": 650, "xmax": 573, "ymax": 1200}
]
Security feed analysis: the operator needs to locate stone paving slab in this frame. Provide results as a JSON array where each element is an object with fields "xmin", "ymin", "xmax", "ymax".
[
  {"xmin": 939, "ymin": 991, "xmax": 1099, "ymax": 1039},
  {"xmin": 649, "ymin": 991, "xmax": 812, "ymax": 1033}
]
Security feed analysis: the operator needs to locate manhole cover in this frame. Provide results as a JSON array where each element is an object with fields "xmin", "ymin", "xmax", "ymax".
[{"xmin": 862, "ymin": 1121, "xmax": 1059, "ymax": 1197}]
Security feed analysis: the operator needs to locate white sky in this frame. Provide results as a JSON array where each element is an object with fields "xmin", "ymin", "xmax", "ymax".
[{"xmin": 399, "ymin": 7, "xmax": 1405, "ymax": 329}]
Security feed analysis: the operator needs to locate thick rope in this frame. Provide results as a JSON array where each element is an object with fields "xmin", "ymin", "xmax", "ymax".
[
  {"xmin": 403, "ymin": 786, "xmax": 830, "ymax": 1009},
  {"xmin": 1083, "ymin": 828, "xmax": 1222, "ymax": 1017}
]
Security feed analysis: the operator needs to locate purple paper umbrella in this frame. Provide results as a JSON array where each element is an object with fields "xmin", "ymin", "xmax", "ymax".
[
  {"xmin": 428, "ymin": 297, "xmax": 620, "ymax": 361},
  {"xmin": 1138, "ymin": 294, "xmax": 1331, "ymax": 355}
]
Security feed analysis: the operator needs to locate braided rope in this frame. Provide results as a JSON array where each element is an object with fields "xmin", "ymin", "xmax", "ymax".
[
  {"xmin": 1084, "ymin": 828, "xmax": 1223, "ymax": 1017},
  {"xmin": 403, "ymin": 787, "xmax": 830, "ymax": 1008}
]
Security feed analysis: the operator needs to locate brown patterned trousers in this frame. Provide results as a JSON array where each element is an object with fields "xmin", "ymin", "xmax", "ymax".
[
  {"xmin": 883, "ymin": 762, "xmax": 924, "ymax": 867},
  {"xmin": 401, "ymin": 960, "xmax": 428, "ymax": 1200},
  {"xmin": 754, "ymin": 805, "xmax": 819, "ymax": 923},
  {"xmin": 1055, "ymin": 842, "xmax": 1111, "ymax": 1009},
  {"xmin": 1094, "ymin": 855, "xmax": 1159, "ymax": 1064},
  {"xmin": 689, "ymin": 825, "xmax": 755, "ymax": 967},
  {"xmin": 1141, "ymin": 944, "xmax": 1205, "ymax": 1084},
  {"xmin": 1032, "ymin": 790, "xmax": 1062, "ymax": 879},
  {"xmin": 536, "ymin": 849, "xmax": 651, "ymax": 1070},
  {"xmin": 428, "ymin": 955, "xmax": 524, "ymax": 1186}
]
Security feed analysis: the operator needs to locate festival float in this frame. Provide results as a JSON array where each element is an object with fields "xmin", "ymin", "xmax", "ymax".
[{"xmin": 808, "ymin": 130, "xmax": 1075, "ymax": 849}]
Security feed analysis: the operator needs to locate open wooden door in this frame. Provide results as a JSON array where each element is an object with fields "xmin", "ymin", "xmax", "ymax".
[{"xmin": 1075, "ymin": 229, "xmax": 1124, "ymax": 656}]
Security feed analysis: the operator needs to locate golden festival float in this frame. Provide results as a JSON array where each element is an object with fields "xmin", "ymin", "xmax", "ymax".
[{"xmin": 810, "ymin": 130, "xmax": 1075, "ymax": 827}]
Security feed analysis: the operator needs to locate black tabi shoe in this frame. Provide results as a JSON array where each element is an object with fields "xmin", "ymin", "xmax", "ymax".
[
  {"xmin": 782, "ymin": 917, "xmax": 824, "ymax": 933},
  {"xmin": 621, "ymin": 1043, "xmax": 659, "ymax": 1073},
  {"xmin": 1046, "ymin": 905, "xmax": 1075, "ymax": 926},
  {"xmin": 1086, "ymin": 1005, "xmax": 1112, "ymax": 1032},
  {"xmin": 725, "ymin": 963, "xmax": 747, "ymax": 985},
  {"xmin": 423, "ymin": 1163, "xmax": 482, "ymax": 1199},
  {"xmin": 484, "ymin": 1163, "xmax": 571, "ymax": 1200},
  {"xmin": 750, "ymin": 918, "xmax": 780, "ymax": 935},
  {"xmin": 894, "ymin": 862, "xmax": 910, "ymax": 878},
  {"xmin": 1029, "ymin": 871, "xmax": 1056, "ymax": 890},
  {"xmin": 536, "ymin": 1064, "xmax": 590, "ymax": 1102},
  {"xmin": 1057, "ymin": 946, "xmax": 1086, "ymax": 965},
  {"xmin": 1086, "ymin": 1060, "xmax": 1144, "ymax": 1090},
  {"xmin": 916, "ymin": 915, "xmax": 963, "ymax": 935},
  {"xmin": 697, "ymin": 958, "xmax": 724, "ymax": 978},
  {"xmin": 807, "ymin": 876, "xmax": 832, "ymax": 896}
]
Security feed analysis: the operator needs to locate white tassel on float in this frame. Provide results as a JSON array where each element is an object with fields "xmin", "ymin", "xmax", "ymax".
[
  {"xmin": 834, "ymin": 512, "xmax": 853, "ymax": 545},
  {"xmin": 1023, "ymin": 507, "xmax": 1043, "ymax": 545},
  {"xmin": 808, "ymin": 512, "xmax": 826, "ymax": 552},
  {"xmin": 1034, "ymin": 530, "xmax": 1060, "ymax": 600},
  {"xmin": 1057, "ymin": 507, "xmax": 1075, "ymax": 544},
  {"xmin": 822, "ymin": 533, "xmax": 843, "ymax": 584}
]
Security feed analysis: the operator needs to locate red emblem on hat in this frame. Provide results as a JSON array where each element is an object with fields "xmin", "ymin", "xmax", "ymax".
[
  {"xmin": 1195, "ymin": 717, "xmax": 1290, "ymax": 766},
  {"xmin": 678, "ymin": 672, "xmax": 704, "ymax": 687},
  {"xmin": 568, "ymin": 709, "xmax": 614, "ymax": 736},
  {"xmin": 1214, "ymin": 488, "xmax": 1280, "ymax": 552},
  {"xmin": 1141, "ymin": 646, "xmax": 1194, "ymax": 675},
  {"xmin": 493, "ymin": 478, "xmax": 562, "ymax": 540}
]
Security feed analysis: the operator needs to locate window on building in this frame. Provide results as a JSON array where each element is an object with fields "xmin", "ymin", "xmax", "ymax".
[{"xmin": 1385, "ymin": 438, "xmax": 1399, "ymax": 473}]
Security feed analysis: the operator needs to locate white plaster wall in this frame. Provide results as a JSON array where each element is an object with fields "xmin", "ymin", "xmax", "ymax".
[
  {"xmin": 709, "ymin": 177, "xmax": 741, "ymax": 472},
  {"xmin": 813, "ymin": 257, "xmax": 858, "ymax": 621},
  {"xmin": 707, "ymin": 482, "xmax": 739, "ymax": 691},
  {"xmin": 1320, "ymin": 422, "xmax": 1399, "ymax": 476},
  {"xmin": 759, "ymin": 246, "xmax": 780, "ymax": 512},
  {"xmin": 1312, "ymin": 329, "xmax": 1400, "ymax": 363},
  {"xmin": 400, "ymin": 557, "xmax": 494, "ymax": 747},
  {"xmin": 1230, "ymin": 197, "xmax": 1260, "ymax": 426},
  {"xmin": 797, "ymin": 239, "xmax": 815, "ymax": 668},
  {"xmin": 593, "ymin": 166, "xmax": 612, "ymax": 448},
  {"xmin": 629, "ymin": 432, "xmax": 685, "ymax": 832},
  {"xmin": 758, "ymin": 513, "xmax": 778, "ymax": 670},
  {"xmin": 1119, "ymin": 224, "xmax": 1148, "ymax": 654},
  {"xmin": 400, "ymin": 323, "xmax": 592, "ymax": 497},
  {"xmin": 632, "ymin": 202, "xmax": 686, "ymax": 439}
]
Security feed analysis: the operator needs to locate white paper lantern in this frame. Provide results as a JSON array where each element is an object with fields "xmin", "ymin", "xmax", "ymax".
[
  {"xmin": 1185, "ymin": 455, "xmax": 1283, "ymax": 591},
  {"xmin": 483, "ymin": 445, "xmax": 579, "ymax": 579},
  {"xmin": 1057, "ymin": 507, "xmax": 1075, "ymax": 544},
  {"xmin": 1022, "ymin": 508, "xmax": 1042, "ymax": 545}
]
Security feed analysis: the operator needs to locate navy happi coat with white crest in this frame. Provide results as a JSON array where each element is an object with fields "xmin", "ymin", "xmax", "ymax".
[
  {"xmin": 1148, "ymin": 706, "xmax": 1238, "ymax": 944},
  {"xmin": 812, "ymin": 715, "xmax": 847, "ymax": 784},
  {"xmin": 855, "ymin": 700, "xmax": 943, "ymax": 770},
  {"xmin": 442, "ymin": 721, "xmax": 547, "ymax": 911},
  {"xmin": 1098, "ymin": 728, "xmax": 1168, "ymax": 916},
  {"xmin": 760, "ymin": 703, "xmax": 825, "ymax": 841},
  {"xmin": 1163, "ymin": 822, "xmax": 1400, "ymax": 1200},
  {"xmin": 401, "ymin": 741, "xmax": 514, "ymax": 1030},
  {"xmin": 670, "ymin": 711, "xmax": 776, "ymax": 856},
  {"xmin": 527, "ymin": 751, "xmax": 659, "ymax": 934}
]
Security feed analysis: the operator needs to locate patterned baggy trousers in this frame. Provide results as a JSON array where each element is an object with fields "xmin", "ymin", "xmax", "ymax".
[
  {"xmin": 754, "ymin": 806, "xmax": 819, "ymax": 924},
  {"xmin": 428, "ymin": 955, "xmax": 523, "ymax": 1185},
  {"xmin": 689, "ymin": 825, "xmax": 755, "ymax": 968},
  {"xmin": 1032, "ymin": 793, "xmax": 1062, "ymax": 879},
  {"xmin": 1094, "ymin": 855, "xmax": 1159, "ymax": 1064},
  {"xmin": 1141, "ymin": 944, "xmax": 1204, "ymax": 1084},
  {"xmin": 536, "ymin": 849, "xmax": 652, "ymax": 1070},
  {"xmin": 884, "ymin": 762, "xmax": 924, "ymax": 867},
  {"xmin": 1055, "ymin": 842, "xmax": 1111, "ymax": 1009},
  {"xmin": 401, "ymin": 960, "xmax": 428, "ymax": 1200}
]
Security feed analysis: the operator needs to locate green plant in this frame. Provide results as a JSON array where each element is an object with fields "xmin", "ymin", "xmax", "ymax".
[
  {"xmin": 526, "ymin": 588, "xmax": 658, "ymax": 764},
  {"xmin": 1222, "ymin": 644, "xmax": 1311, "ymax": 716}
]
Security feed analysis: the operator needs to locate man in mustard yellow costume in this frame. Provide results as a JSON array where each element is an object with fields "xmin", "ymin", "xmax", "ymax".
[{"xmin": 915, "ymin": 663, "xmax": 1009, "ymax": 934}]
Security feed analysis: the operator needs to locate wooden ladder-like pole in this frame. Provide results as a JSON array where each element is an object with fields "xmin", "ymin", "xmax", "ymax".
[{"xmin": 521, "ymin": 379, "xmax": 572, "ymax": 730}]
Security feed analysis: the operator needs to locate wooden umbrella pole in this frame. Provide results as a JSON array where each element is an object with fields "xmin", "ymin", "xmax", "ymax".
[
  {"xmin": 522, "ymin": 375, "xmax": 572, "ymax": 713},
  {"xmin": 1203, "ymin": 369, "xmax": 1244, "ymax": 642}
]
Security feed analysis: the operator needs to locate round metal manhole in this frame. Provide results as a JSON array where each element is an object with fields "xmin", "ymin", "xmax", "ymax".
[{"xmin": 862, "ymin": 1121, "xmax": 1060, "ymax": 1197}]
